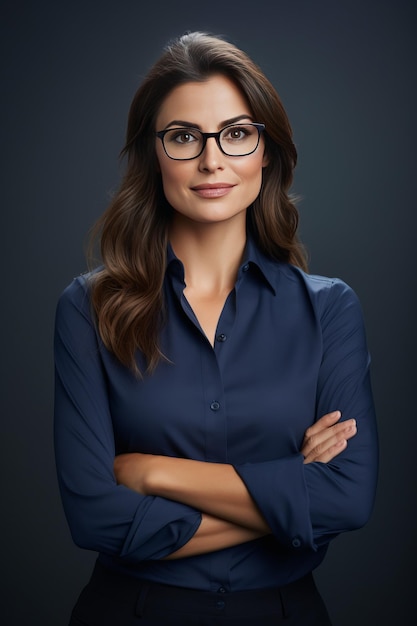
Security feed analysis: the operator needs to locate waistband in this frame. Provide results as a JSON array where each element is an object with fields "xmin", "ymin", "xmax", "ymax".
[{"xmin": 86, "ymin": 561, "xmax": 318, "ymax": 619}]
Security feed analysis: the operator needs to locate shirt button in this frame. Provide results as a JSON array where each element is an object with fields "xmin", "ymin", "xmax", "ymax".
[
  {"xmin": 216, "ymin": 600, "xmax": 225, "ymax": 610},
  {"xmin": 217, "ymin": 333, "xmax": 227, "ymax": 342},
  {"xmin": 218, "ymin": 587, "xmax": 226, "ymax": 594},
  {"xmin": 242, "ymin": 264, "xmax": 249, "ymax": 272},
  {"xmin": 292, "ymin": 537, "xmax": 302, "ymax": 548},
  {"xmin": 210, "ymin": 401, "xmax": 220, "ymax": 411}
]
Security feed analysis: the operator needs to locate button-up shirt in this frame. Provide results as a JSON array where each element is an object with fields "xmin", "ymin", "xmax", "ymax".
[{"xmin": 54, "ymin": 237, "xmax": 378, "ymax": 591}]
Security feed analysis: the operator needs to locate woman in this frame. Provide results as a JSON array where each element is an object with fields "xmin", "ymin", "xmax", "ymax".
[{"xmin": 54, "ymin": 31, "xmax": 378, "ymax": 625}]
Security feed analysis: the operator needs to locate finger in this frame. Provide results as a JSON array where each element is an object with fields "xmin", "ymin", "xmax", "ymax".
[
  {"xmin": 343, "ymin": 420, "xmax": 357, "ymax": 442},
  {"xmin": 303, "ymin": 421, "xmax": 357, "ymax": 464},
  {"xmin": 302, "ymin": 417, "xmax": 356, "ymax": 458},
  {"xmin": 303, "ymin": 411, "xmax": 341, "ymax": 440},
  {"xmin": 302, "ymin": 419, "xmax": 356, "ymax": 460},
  {"xmin": 304, "ymin": 438, "xmax": 348, "ymax": 464}
]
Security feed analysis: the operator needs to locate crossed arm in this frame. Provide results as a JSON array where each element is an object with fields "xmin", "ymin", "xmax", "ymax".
[{"xmin": 114, "ymin": 411, "xmax": 357, "ymax": 559}]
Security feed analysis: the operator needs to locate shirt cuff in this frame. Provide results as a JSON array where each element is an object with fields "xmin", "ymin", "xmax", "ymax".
[
  {"xmin": 234, "ymin": 454, "xmax": 315, "ymax": 551},
  {"xmin": 122, "ymin": 496, "xmax": 202, "ymax": 561}
]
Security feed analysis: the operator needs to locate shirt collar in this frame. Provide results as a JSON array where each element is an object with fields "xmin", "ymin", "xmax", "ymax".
[
  {"xmin": 240, "ymin": 235, "xmax": 278, "ymax": 295},
  {"xmin": 166, "ymin": 235, "xmax": 279, "ymax": 295},
  {"xmin": 166, "ymin": 242, "xmax": 186, "ymax": 283}
]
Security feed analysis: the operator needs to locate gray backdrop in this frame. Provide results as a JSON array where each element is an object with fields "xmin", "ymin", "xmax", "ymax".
[{"xmin": 2, "ymin": 0, "xmax": 416, "ymax": 624}]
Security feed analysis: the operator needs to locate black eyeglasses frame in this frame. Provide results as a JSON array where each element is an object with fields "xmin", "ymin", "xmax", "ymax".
[{"xmin": 155, "ymin": 122, "xmax": 266, "ymax": 161}]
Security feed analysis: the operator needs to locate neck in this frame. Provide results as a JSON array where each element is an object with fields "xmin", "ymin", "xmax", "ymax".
[{"xmin": 169, "ymin": 216, "xmax": 246, "ymax": 294}]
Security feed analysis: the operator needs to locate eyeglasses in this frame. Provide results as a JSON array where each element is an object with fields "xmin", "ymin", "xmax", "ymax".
[{"xmin": 156, "ymin": 122, "xmax": 265, "ymax": 160}]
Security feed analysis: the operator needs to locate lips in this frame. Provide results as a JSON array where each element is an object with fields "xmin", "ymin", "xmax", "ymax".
[{"xmin": 191, "ymin": 183, "xmax": 236, "ymax": 198}]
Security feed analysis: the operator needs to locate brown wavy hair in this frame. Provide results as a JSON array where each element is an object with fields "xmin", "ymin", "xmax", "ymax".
[{"xmin": 89, "ymin": 31, "xmax": 307, "ymax": 375}]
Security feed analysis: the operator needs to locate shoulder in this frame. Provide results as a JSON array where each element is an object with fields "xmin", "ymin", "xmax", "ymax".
[
  {"xmin": 276, "ymin": 263, "xmax": 363, "ymax": 322},
  {"xmin": 55, "ymin": 270, "xmax": 99, "ymax": 320}
]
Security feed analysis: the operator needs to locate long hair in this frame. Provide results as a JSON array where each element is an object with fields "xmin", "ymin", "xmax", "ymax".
[{"xmin": 89, "ymin": 31, "xmax": 307, "ymax": 375}]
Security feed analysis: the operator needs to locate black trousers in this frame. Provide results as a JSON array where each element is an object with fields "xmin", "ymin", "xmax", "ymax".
[{"xmin": 69, "ymin": 562, "xmax": 332, "ymax": 626}]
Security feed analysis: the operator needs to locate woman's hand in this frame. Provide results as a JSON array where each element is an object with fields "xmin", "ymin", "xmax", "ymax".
[{"xmin": 301, "ymin": 411, "xmax": 357, "ymax": 464}]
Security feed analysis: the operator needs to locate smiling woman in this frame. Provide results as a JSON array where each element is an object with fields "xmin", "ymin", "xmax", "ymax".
[
  {"xmin": 155, "ymin": 76, "xmax": 268, "ymax": 237},
  {"xmin": 153, "ymin": 75, "xmax": 269, "ymax": 345},
  {"xmin": 54, "ymin": 31, "xmax": 378, "ymax": 626}
]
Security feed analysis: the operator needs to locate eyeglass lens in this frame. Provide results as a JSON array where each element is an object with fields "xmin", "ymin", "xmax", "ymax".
[{"xmin": 162, "ymin": 124, "xmax": 261, "ymax": 159}]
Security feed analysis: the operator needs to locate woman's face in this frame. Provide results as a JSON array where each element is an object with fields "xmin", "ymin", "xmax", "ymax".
[{"xmin": 155, "ymin": 74, "xmax": 268, "ymax": 227}]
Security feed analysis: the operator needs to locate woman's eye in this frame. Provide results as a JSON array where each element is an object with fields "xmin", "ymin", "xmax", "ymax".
[
  {"xmin": 224, "ymin": 126, "xmax": 250, "ymax": 141},
  {"xmin": 172, "ymin": 131, "xmax": 198, "ymax": 144}
]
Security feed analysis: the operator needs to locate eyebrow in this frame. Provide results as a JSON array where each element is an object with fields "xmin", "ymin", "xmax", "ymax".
[{"xmin": 162, "ymin": 114, "xmax": 254, "ymax": 130}]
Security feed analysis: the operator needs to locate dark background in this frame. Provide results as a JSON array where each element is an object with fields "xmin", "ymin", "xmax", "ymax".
[{"xmin": 2, "ymin": 1, "xmax": 416, "ymax": 624}]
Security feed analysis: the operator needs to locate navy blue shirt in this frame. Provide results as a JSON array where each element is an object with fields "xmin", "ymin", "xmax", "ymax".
[{"xmin": 54, "ymin": 237, "xmax": 378, "ymax": 591}]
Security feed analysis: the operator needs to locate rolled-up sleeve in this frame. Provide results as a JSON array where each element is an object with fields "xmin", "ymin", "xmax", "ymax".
[
  {"xmin": 54, "ymin": 277, "xmax": 201, "ymax": 562},
  {"xmin": 234, "ymin": 278, "xmax": 378, "ymax": 551}
]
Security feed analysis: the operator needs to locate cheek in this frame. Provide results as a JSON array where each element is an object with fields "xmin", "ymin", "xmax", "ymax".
[
  {"xmin": 238, "ymin": 151, "xmax": 265, "ymax": 177},
  {"xmin": 236, "ymin": 156, "xmax": 265, "ymax": 189},
  {"xmin": 158, "ymin": 162, "xmax": 192, "ymax": 207},
  {"xmin": 156, "ymin": 146, "xmax": 182, "ymax": 196},
  {"xmin": 239, "ymin": 158, "xmax": 265, "ymax": 204},
  {"xmin": 158, "ymin": 160, "xmax": 181, "ymax": 187}
]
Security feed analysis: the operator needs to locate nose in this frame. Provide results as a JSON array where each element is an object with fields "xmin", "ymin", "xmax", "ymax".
[{"xmin": 198, "ymin": 136, "xmax": 225, "ymax": 172}]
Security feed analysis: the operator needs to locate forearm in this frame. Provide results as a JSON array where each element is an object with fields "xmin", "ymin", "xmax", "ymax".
[
  {"xmin": 164, "ymin": 513, "xmax": 267, "ymax": 559},
  {"xmin": 114, "ymin": 454, "xmax": 270, "ymax": 533},
  {"xmin": 150, "ymin": 456, "xmax": 270, "ymax": 532},
  {"xmin": 113, "ymin": 411, "xmax": 357, "ymax": 539}
]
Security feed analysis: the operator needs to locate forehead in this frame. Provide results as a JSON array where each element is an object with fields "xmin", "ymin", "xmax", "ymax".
[{"xmin": 156, "ymin": 74, "xmax": 252, "ymax": 128}]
